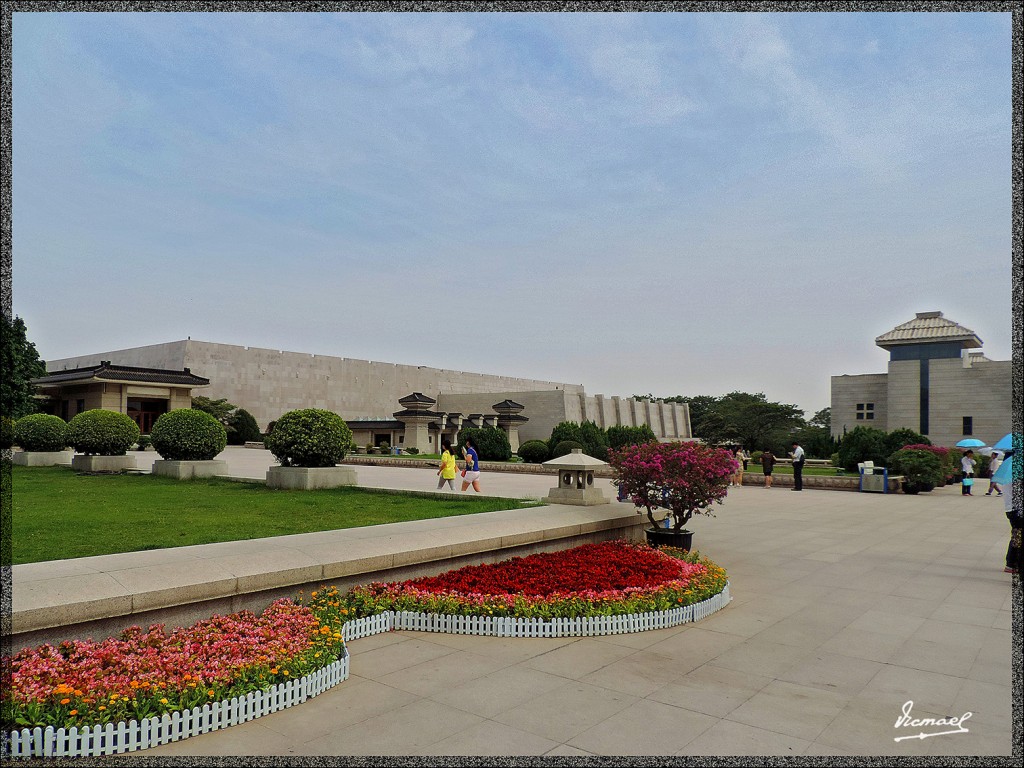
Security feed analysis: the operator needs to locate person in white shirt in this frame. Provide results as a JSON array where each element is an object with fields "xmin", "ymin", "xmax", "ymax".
[
  {"xmin": 790, "ymin": 441, "xmax": 806, "ymax": 491},
  {"xmin": 961, "ymin": 450, "xmax": 977, "ymax": 496},
  {"xmin": 985, "ymin": 451, "xmax": 1003, "ymax": 496}
]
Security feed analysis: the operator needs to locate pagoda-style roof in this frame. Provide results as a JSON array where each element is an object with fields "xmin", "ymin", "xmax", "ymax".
[
  {"xmin": 33, "ymin": 361, "xmax": 210, "ymax": 389},
  {"xmin": 398, "ymin": 392, "xmax": 436, "ymax": 406},
  {"xmin": 393, "ymin": 409, "xmax": 443, "ymax": 420},
  {"xmin": 492, "ymin": 399, "xmax": 525, "ymax": 413},
  {"xmin": 875, "ymin": 312, "xmax": 982, "ymax": 349}
]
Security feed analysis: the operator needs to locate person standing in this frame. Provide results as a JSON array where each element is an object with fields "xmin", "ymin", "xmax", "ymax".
[
  {"xmin": 437, "ymin": 438, "xmax": 457, "ymax": 491},
  {"xmin": 985, "ymin": 451, "xmax": 1003, "ymax": 496},
  {"xmin": 461, "ymin": 436, "xmax": 482, "ymax": 493},
  {"xmin": 761, "ymin": 449, "xmax": 776, "ymax": 488},
  {"xmin": 1003, "ymin": 466, "xmax": 1019, "ymax": 574},
  {"xmin": 733, "ymin": 447, "xmax": 747, "ymax": 487},
  {"xmin": 790, "ymin": 441, "xmax": 805, "ymax": 491},
  {"xmin": 961, "ymin": 450, "xmax": 977, "ymax": 496}
]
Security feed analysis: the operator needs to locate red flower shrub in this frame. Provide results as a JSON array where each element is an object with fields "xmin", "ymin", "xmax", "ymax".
[{"xmin": 609, "ymin": 441, "xmax": 736, "ymax": 531}]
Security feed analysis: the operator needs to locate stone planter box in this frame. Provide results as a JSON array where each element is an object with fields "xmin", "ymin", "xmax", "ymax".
[
  {"xmin": 71, "ymin": 455, "xmax": 138, "ymax": 473},
  {"xmin": 266, "ymin": 466, "xmax": 358, "ymax": 490},
  {"xmin": 12, "ymin": 450, "xmax": 74, "ymax": 467},
  {"xmin": 152, "ymin": 459, "xmax": 229, "ymax": 480}
]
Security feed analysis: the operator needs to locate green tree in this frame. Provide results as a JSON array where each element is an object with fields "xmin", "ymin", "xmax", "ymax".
[
  {"xmin": 808, "ymin": 408, "xmax": 831, "ymax": 431},
  {"xmin": 1, "ymin": 315, "xmax": 47, "ymax": 419},
  {"xmin": 713, "ymin": 392, "xmax": 804, "ymax": 451},
  {"xmin": 190, "ymin": 396, "xmax": 238, "ymax": 425},
  {"xmin": 836, "ymin": 425, "xmax": 889, "ymax": 471},
  {"xmin": 227, "ymin": 408, "xmax": 262, "ymax": 445}
]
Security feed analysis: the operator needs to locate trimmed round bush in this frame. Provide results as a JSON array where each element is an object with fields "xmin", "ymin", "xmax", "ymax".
[
  {"xmin": 517, "ymin": 440, "xmax": 550, "ymax": 464},
  {"xmin": 67, "ymin": 409, "xmax": 140, "ymax": 456},
  {"xmin": 457, "ymin": 426, "xmax": 512, "ymax": 462},
  {"xmin": 265, "ymin": 409, "xmax": 352, "ymax": 468},
  {"xmin": 552, "ymin": 440, "xmax": 584, "ymax": 458},
  {"xmin": 150, "ymin": 409, "xmax": 228, "ymax": 461},
  {"xmin": 13, "ymin": 414, "xmax": 69, "ymax": 452}
]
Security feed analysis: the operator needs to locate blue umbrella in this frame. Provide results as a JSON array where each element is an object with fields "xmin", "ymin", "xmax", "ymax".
[
  {"xmin": 955, "ymin": 438, "xmax": 987, "ymax": 448},
  {"xmin": 992, "ymin": 454, "xmax": 1013, "ymax": 485},
  {"xmin": 993, "ymin": 433, "xmax": 1019, "ymax": 452}
]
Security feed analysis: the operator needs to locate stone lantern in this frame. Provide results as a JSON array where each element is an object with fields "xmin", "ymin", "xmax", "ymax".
[{"xmin": 542, "ymin": 448, "xmax": 610, "ymax": 506}]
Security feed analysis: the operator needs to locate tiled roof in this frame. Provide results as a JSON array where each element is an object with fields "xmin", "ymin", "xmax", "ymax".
[
  {"xmin": 33, "ymin": 362, "xmax": 210, "ymax": 387},
  {"xmin": 875, "ymin": 312, "xmax": 982, "ymax": 349}
]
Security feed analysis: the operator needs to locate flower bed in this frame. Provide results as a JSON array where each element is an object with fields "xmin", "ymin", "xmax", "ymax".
[
  {"xmin": 3, "ymin": 541, "xmax": 729, "ymax": 757},
  {"xmin": 338, "ymin": 541, "xmax": 728, "ymax": 620}
]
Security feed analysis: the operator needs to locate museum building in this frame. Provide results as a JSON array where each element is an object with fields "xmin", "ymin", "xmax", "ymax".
[{"xmin": 830, "ymin": 312, "xmax": 1011, "ymax": 447}]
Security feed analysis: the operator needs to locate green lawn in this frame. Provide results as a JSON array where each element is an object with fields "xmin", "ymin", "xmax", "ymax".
[{"xmin": 11, "ymin": 465, "xmax": 539, "ymax": 565}]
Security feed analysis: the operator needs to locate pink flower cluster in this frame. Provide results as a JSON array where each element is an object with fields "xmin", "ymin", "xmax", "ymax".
[{"xmin": 609, "ymin": 441, "xmax": 737, "ymax": 529}]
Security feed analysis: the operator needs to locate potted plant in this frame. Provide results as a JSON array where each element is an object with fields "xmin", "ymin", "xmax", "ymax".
[
  {"xmin": 11, "ymin": 413, "xmax": 73, "ymax": 466},
  {"xmin": 610, "ymin": 441, "xmax": 736, "ymax": 550},
  {"xmin": 150, "ymin": 408, "xmax": 229, "ymax": 479},
  {"xmin": 264, "ymin": 408, "xmax": 357, "ymax": 490},
  {"xmin": 888, "ymin": 447, "xmax": 944, "ymax": 494},
  {"xmin": 67, "ymin": 409, "xmax": 141, "ymax": 472}
]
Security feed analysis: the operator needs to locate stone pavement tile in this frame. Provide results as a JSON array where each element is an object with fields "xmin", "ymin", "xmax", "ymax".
[
  {"xmin": 890, "ymin": 575, "xmax": 960, "ymax": 602},
  {"xmin": 860, "ymin": 665, "xmax": 965, "ymax": 712},
  {"xmin": 776, "ymin": 651, "xmax": 884, "ymax": 697},
  {"xmin": 710, "ymin": 638, "xmax": 817, "ymax": 679},
  {"xmin": 567, "ymin": 698, "xmax": 718, "ymax": 755},
  {"xmin": 991, "ymin": 610, "xmax": 1010, "ymax": 631},
  {"xmin": 145, "ymin": 720, "xmax": 300, "ymax": 757},
  {"xmin": 377, "ymin": 649, "xmax": 511, "ymax": 697},
  {"xmin": 647, "ymin": 663, "xmax": 773, "ymax": 719},
  {"xmin": 869, "ymin": 593, "xmax": 944, "ymax": 618},
  {"xmin": 642, "ymin": 627, "xmax": 747, "ymax": 669},
  {"xmin": 751, "ymin": 618, "xmax": 844, "ymax": 649},
  {"xmin": 680, "ymin": 718, "xmax": 811, "ymax": 756},
  {"xmin": 909, "ymin": 618, "xmax": 991, "ymax": 647},
  {"xmin": 888, "ymin": 637, "xmax": 980, "ymax": 678},
  {"xmin": 520, "ymin": 637, "xmax": 636, "ymax": 680},
  {"xmin": 589, "ymin": 623, "xmax": 689, "ymax": 650},
  {"xmin": 928, "ymin": 603, "xmax": 1001, "ymax": 628},
  {"xmin": 813, "ymin": 695, "xmax": 933, "ymax": 756},
  {"xmin": 926, "ymin": 721, "xmax": 1014, "ymax": 756},
  {"xmin": 578, "ymin": 649, "xmax": 691, "ymax": 697},
  {"xmin": 690, "ymin": 605, "xmax": 783, "ymax": 638},
  {"xmin": 803, "ymin": 742, "xmax": 858, "ymax": 756},
  {"xmin": 348, "ymin": 636, "xmax": 458, "ymax": 680},
  {"xmin": 816, "ymin": 586, "xmax": 886, "ymax": 609},
  {"xmin": 303, "ymin": 698, "xmax": 485, "ymax": 756},
  {"xmin": 427, "ymin": 664, "xmax": 570, "ymax": 719},
  {"xmin": 943, "ymin": 584, "xmax": 1011, "ymax": 610},
  {"xmin": 457, "ymin": 635, "xmax": 577, "ymax": 665},
  {"xmin": 347, "ymin": 629, "xmax": 408, "ymax": 652},
  {"xmin": 543, "ymin": 744, "xmax": 596, "ymax": 755},
  {"xmin": 818, "ymin": 627, "xmax": 907, "ymax": 664},
  {"xmin": 848, "ymin": 609, "xmax": 927, "ymax": 638},
  {"xmin": 949, "ymin": 678, "xmax": 1012, "ymax": 730},
  {"xmin": 419, "ymin": 719, "xmax": 562, "ymax": 756},
  {"xmin": 974, "ymin": 627, "xmax": 1012, "ymax": 667},
  {"xmin": 256, "ymin": 677, "xmax": 418, "ymax": 742},
  {"xmin": 725, "ymin": 679, "xmax": 849, "ymax": 742},
  {"xmin": 492, "ymin": 680, "xmax": 637, "ymax": 743}
]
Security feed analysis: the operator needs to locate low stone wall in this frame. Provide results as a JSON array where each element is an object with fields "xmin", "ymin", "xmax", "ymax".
[{"xmin": 740, "ymin": 472, "xmax": 902, "ymax": 493}]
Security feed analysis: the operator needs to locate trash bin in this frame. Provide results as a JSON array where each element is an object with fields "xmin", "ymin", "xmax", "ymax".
[
  {"xmin": 858, "ymin": 462, "xmax": 889, "ymax": 493},
  {"xmin": 391, "ymin": 446, "xmax": 401, "ymax": 455}
]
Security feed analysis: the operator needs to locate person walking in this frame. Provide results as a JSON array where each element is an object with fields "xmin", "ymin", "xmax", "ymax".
[
  {"xmin": 961, "ymin": 450, "xmax": 977, "ymax": 496},
  {"xmin": 436, "ymin": 438, "xmax": 457, "ymax": 491},
  {"xmin": 761, "ymin": 449, "xmax": 776, "ymax": 488},
  {"xmin": 985, "ymin": 451, "xmax": 1003, "ymax": 496},
  {"xmin": 461, "ymin": 436, "xmax": 482, "ymax": 493},
  {"xmin": 733, "ymin": 447, "xmax": 747, "ymax": 487},
  {"xmin": 790, "ymin": 441, "xmax": 805, "ymax": 491}
]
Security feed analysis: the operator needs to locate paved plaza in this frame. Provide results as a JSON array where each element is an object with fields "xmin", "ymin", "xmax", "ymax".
[{"xmin": 63, "ymin": 450, "xmax": 1024, "ymax": 755}]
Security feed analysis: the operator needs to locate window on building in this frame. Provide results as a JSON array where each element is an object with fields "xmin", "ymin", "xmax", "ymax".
[
  {"xmin": 962, "ymin": 417, "xmax": 973, "ymax": 436},
  {"xmin": 856, "ymin": 403, "xmax": 874, "ymax": 421},
  {"xmin": 76, "ymin": 399, "xmax": 85, "ymax": 415}
]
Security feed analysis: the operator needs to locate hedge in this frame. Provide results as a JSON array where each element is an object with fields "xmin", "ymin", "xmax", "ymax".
[{"xmin": 265, "ymin": 409, "xmax": 352, "ymax": 467}]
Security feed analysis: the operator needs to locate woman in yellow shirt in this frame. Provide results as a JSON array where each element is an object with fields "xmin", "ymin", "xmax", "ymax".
[{"xmin": 437, "ymin": 438, "xmax": 457, "ymax": 491}]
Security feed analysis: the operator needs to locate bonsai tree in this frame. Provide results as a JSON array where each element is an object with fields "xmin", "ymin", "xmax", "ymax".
[
  {"xmin": 150, "ymin": 409, "xmax": 228, "ymax": 461},
  {"xmin": 265, "ymin": 408, "xmax": 352, "ymax": 467},
  {"xmin": 13, "ymin": 414, "xmax": 69, "ymax": 452},
  {"xmin": 67, "ymin": 410, "xmax": 140, "ymax": 456},
  {"xmin": 888, "ymin": 448, "xmax": 944, "ymax": 493},
  {"xmin": 610, "ymin": 441, "xmax": 737, "ymax": 532}
]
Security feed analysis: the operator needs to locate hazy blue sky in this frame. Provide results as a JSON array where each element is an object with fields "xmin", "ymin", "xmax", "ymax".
[{"xmin": 11, "ymin": 11, "xmax": 1013, "ymax": 415}]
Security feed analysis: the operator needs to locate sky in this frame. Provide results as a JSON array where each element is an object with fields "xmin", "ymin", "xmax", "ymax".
[{"xmin": 10, "ymin": 10, "xmax": 1014, "ymax": 417}]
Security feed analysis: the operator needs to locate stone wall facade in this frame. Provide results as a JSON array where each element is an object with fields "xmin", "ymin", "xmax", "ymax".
[{"xmin": 47, "ymin": 340, "xmax": 691, "ymax": 445}]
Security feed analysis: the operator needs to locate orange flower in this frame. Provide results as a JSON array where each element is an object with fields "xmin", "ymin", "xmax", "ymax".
[
  {"xmin": 69, "ymin": 709, "xmax": 78, "ymax": 716},
  {"xmin": 59, "ymin": 698, "xmax": 71, "ymax": 705}
]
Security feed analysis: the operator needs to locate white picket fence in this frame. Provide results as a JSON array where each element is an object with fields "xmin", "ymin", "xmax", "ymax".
[
  {"xmin": 4, "ymin": 650, "xmax": 349, "ymax": 759},
  {"xmin": 4, "ymin": 583, "xmax": 729, "ymax": 758}
]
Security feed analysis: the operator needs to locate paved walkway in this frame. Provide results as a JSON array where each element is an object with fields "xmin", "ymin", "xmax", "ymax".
[{"xmin": 125, "ymin": 451, "xmax": 1016, "ymax": 756}]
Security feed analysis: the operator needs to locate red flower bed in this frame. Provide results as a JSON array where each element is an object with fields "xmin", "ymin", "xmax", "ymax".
[{"xmin": 408, "ymin": 540, "xmax": 693, "ymax": 596}]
